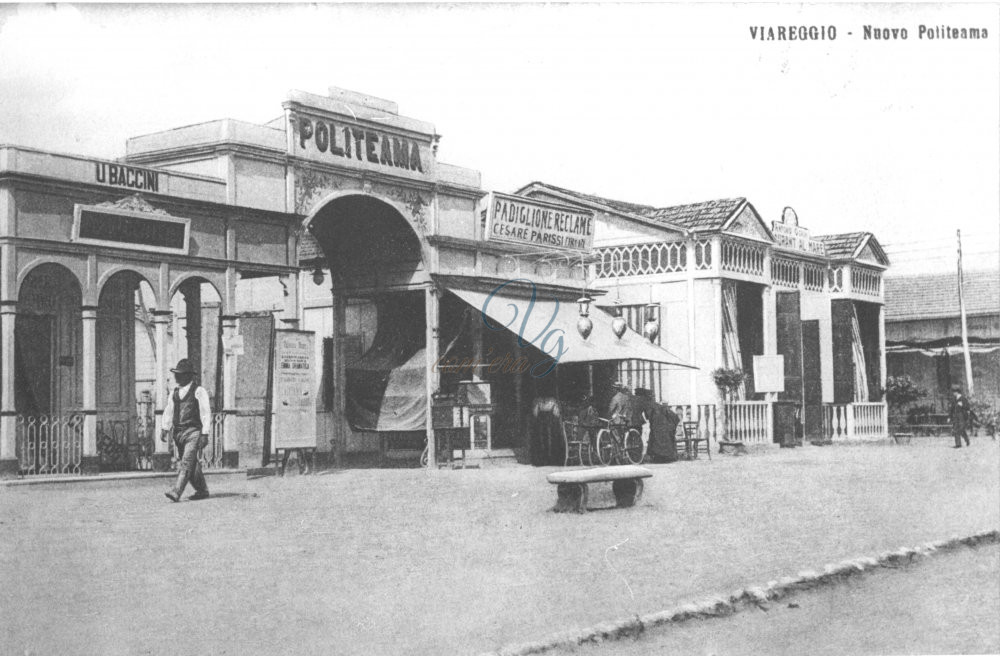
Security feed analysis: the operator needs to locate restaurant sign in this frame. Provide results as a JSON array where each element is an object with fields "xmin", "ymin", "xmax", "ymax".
[
  {"xmin": 484, "ymin": 192, "xmax": 595, "ymax": 252},
  {"xmin": 771, "ymin": 207, "xmax": 826, "ymax": 255}
]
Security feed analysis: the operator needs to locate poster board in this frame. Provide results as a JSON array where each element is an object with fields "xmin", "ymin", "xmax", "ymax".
[
  {"xmin": 753, "ymin": 355, "xmax": 785, "ymax": 393},
  {"xmin": 272, "ymin": 329, "xmax": 317, "ymax": 450}
]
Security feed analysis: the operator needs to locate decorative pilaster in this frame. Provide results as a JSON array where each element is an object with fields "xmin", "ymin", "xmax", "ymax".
[
  {"xmin": 220, "ymin": 314, "xmax": 240, "ymax": 468},
  {"xmin": 0, "ymin": 301, "xmax": 18, "ymax": 477},
  {"xmin": 280, "ymin": 272, "xmax": 300, "ymax": 329},
  {"xmin": 151, "ymin": 310, "xmax": 173, "ymax": 471},
  {"xmin": 425, "ymin": 284, "xmax": 440, "ymax": 469},
  {"xmin": 80, "ymin": 305, "xmax": 99, "ymax": 475}
]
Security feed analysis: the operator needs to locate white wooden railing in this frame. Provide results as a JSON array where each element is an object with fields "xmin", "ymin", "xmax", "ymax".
[
  {"xmin": 670, "ymin": 404, "xmax": 718, "ymax": 446},
  {"xmin": 723, "ymin": 401, "xmax": 774, "ymax": 445},
  {"xmin": 824, "ymin": 402, "xmax": 888, "ymax": 440}
]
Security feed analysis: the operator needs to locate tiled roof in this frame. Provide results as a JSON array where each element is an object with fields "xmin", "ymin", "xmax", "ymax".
[
  {"xmin": 517, "ymin": 182, "xmax": 657, "ymax": 215},
  {"xmin": 885, "ymin": 269, "xmax": 1000, "ymax": 320},
  {"xmin": 641, "ymin": 198, "xmax": 746, "ymax": 231},
  {"xmin": 519, "ymin": 182, "xmax": 747, "ymax": 232},
  {"xmin": 815, "ymin": 232, "xmax": 868, "ymax": 259}
]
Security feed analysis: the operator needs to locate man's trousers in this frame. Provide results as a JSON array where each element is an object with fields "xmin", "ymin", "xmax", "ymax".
[{"xmin": 172, "ymin": 426, "xmax": 208, "ymax": 496}]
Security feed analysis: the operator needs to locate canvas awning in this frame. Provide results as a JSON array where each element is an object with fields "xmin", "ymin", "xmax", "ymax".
[{"xmin": 447, "ymin": 286, "xmax": 696, "ymax": 368}]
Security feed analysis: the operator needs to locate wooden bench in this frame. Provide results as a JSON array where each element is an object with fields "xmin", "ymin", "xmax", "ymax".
[{"xmin": 546, "ymin": 465, "xmax": 653, "ymax": 513}]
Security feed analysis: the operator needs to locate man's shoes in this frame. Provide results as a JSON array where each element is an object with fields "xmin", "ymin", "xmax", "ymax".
[
  {"xmin": 164, "ymin": 490, "xmax": 180, "ymax": 502},
  {"xmin": 189, "ymin": 491, "xmax": 210, "ymax": 501}
]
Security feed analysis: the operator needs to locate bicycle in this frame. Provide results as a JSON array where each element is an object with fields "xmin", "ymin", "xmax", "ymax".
[{"xmin": 594, "ymin": 417, "xmax": 644, "ymax": 466}]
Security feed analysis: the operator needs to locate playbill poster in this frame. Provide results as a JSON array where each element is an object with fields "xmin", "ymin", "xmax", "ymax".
[
  {"xmin": 0, "ymin": 4, "xmax": 997, "ymax": 656},
  {"xmin": 272, "ymin": 330, "xmax": 318, "ymax": 450}
]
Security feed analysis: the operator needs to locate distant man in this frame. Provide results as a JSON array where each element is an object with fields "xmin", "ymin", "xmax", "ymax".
[
  {"xmin": 948, "ymin": 385, "xmax": 977, "ymax": 449},
  {"xmin": 607, "ymin": 382, "xmax": 634, "ymax": 427},
  {"xmin": 161, "ymin": 359, "xmax": 212, "ymax": 501}
]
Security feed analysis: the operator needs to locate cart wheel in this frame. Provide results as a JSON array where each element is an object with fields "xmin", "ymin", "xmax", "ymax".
[
  {"xmin": 623, "ymin": 429, "xmax": 644, "ymax": 465},
  {"xmin": 595, "ymin": 429, "xmax": 615, "ymax": 466}
]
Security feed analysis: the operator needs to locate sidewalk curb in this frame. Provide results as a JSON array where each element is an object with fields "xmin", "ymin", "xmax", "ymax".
[
  {"xmin": 2, "ymin": 469, "xmax": 243, "ymax": 487},
  {"xmin": 479, "ymin": 529, "xmax": 1000, "ymax": 656}
]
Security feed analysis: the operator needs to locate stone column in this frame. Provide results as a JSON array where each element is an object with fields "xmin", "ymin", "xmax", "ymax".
[
  {"xmin": 0, "ymin": 301, "xmax": 18, "ymax": 477},
  {"xmin": 151, "ymin": 310, "xmax": 173, "ymax": 471},
  {"xmin": 80, "ymin": 305, "xmax": 99, "ymax": 474},
  {"xmin": 220, "ymin": 314, "xmax": 240, "ymax": 468},
  {"xmin": 425, "ymin": 284, "xmax": 440, "ymax": 469}
]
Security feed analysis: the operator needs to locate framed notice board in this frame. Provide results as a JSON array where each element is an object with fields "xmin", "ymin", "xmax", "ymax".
[{"xmin": 272, "ymin": 329, "xmax": 317, "ymax": 450}]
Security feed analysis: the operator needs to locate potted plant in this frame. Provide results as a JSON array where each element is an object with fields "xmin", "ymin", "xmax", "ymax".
[
  {"xmin": 712, "ymin": 367, "xmax": 747, "ymax": 444},
  {"xmin": 883, "ymin": 376, "xmax": 926, "ymax": 432}
]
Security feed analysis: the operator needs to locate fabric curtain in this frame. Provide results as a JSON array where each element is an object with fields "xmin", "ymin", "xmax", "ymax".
[
  {"xmin": 345, "ymin": 296, "xmax": 427, "ymax": 432},
  {"xmin": 722, "ymin": 282, "xmax": 746, "ymax": 400},
  {"xmin": 850, "ymin": 304, "xmax": 870, "ymax": 402}
]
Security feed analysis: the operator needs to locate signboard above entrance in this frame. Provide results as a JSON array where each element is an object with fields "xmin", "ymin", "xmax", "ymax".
[
  {"xmin": 286, "ymin": 108, "xmax": 433, "ymax": 181},
  {"xmin": 772, "ymin": 207, "xmax": 826, "ymax": 255},
  {"xmin": 484, "ymin": 192, "xmax": 595, "ymax": 252},
  {"xmin": 71, "ymin": 204, "xmax": 190, "ymax": 255}
]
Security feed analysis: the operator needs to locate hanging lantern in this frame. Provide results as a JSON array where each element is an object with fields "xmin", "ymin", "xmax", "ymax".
[
  {"xmin": 311, "ymin": 267, "xmax": 325, "ymax": 286},
  {"xmin": 643, "ymin": 303, "xmax": 660, "ymax": 343},
  {"xmin": 611, "ymin": 303, "xmax": 628, "ymax": 339},
  {"xmin": 576, "ymin": 296, "xmax": 593, "ymax": 340}
]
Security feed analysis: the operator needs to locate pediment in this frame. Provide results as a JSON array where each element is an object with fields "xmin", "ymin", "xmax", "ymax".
[
  {"xmin": 95, "ymin": 193, "xmax": 170, "ymax": 216},
  {"xmin": 724, "ymin": 206, "xmax": 772, "ymax": 242}
]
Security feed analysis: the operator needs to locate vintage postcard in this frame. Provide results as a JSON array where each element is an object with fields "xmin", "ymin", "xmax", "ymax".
[{"xmin": 0, "ymin": 3, "xmax": 997, "ymax": 655}]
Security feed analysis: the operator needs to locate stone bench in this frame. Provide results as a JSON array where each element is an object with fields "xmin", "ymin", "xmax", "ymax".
[
  {"xmin": 718, "ymin": 440, "xmax": 747, "ymax": 455},
  {"xmin": 546, "ymin": 465, "xmax": 653, "ymax": 513}
]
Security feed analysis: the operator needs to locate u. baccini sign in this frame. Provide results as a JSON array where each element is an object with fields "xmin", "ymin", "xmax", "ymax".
[{"xmin": 485, "ymin": 192, "xmax": 595, "ymax": 252}]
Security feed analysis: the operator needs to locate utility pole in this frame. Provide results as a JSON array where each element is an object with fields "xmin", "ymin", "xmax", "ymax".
[{"xmin": 957, "ymin": 230, "xmax": 975, "ymax": 395}]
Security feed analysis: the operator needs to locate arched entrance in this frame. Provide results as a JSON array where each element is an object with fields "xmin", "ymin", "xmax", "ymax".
[
  {"xmin": 307, "ymin": 194, "xmax": 433, "ymax": 466},
  {"xmin": 16, "ymin": 264, "xmax": 84, "ymax": 475},
  {"xmin": 167, "ymin": 277, "xmax": 223, "ymax": 467},
  {"xmin": 95, "ymin": 270, "xmax": 158, "ymax": 471}
]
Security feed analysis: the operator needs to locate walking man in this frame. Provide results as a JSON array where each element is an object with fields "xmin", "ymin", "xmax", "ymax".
[
  {"xmin": 161, "ymin": 359, "xmax": 212, "ymax": 501},
  {"xmin": 948, "ymin": 384, "xmax": 976, "ymax": 449}
]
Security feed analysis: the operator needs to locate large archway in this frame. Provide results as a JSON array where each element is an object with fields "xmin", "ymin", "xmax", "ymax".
[
  {"xmin": 307, "ymin": 194, "xmax": 432, "ymax": 466},
  {"xmin": 15, "ymin": 264, "xmax": 84, "ymax": 475},
  {"xmin": 96, "ymin": 270, "xmax": 158, "ymax": 471}
]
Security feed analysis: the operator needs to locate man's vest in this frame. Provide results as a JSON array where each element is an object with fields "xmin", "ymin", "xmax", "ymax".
[{"xmin": 172, "ymin": 386, "xmax": 202, "ymax": 431}]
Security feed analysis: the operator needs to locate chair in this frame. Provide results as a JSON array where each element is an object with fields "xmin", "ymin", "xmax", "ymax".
[
  {"xmin": 562, "ymin": 420, "xmax": 592, "ymax": 467},
  {"xmin": 679, "ymin": 421, "xmax": 711, "ymax": 460}
]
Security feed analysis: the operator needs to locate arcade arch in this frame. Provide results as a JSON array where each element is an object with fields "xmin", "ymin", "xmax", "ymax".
[{"xmin": 306, "ymin": 194, "xmax": 436, "ymax": 465}]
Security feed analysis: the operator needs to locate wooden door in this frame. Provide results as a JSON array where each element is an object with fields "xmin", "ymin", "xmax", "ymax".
[
  {"xmin": 97, "ymin": 277, "xmax": 139, "ymax": 471},
  {"xmin": 802, "ymin": 320, "xmax": 823, "ymax": 440},
  {"xmin": 15, "ymin": 315, "xmax": 53, "ymax": 415}
]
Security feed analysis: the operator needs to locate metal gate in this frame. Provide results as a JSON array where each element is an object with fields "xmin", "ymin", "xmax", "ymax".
[{"xmin": 96, "ymin": 395, "xmax": 156, "ymax": 472}]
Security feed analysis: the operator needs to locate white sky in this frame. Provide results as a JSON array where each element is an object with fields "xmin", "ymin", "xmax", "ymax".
[{"xmin": 0, "ymin": 3, "xmax": 997, "ymax": 273}]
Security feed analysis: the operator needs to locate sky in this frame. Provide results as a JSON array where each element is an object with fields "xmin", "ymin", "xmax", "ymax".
[{"xmin": 0, "ymin": 2, "xmax": 997, "ymax": 274}]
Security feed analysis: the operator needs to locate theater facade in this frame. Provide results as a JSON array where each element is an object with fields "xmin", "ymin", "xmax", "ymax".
[{"xmin": 0, "ymin": 86, "xmax": 889, "ymax": 478}]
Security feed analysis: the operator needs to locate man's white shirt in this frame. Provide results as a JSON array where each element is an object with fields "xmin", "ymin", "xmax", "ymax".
[{"xmin": 161, "ymin": 382, "xmax": 212, "ymax": 435}]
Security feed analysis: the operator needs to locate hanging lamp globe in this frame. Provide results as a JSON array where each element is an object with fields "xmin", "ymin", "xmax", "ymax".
[
  {"xmin": 576, "ymin": 296, "xmax": 593, "ymax": 340},
  {"xmin": 611, "ymin": 304, "xmax": 628, "ymax": 339},
  {"xmin": 643, "ymin": 303, "xmax": 659, "ymax": 342}
]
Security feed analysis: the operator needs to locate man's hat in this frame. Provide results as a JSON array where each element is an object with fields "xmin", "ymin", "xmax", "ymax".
[
  {"xmin": 951, "ymin": 384, "xmax": 963, "ymax": 393},
  {"xmin": 171, "ymin": 359, "xmax": 196, "ymax": 375}
]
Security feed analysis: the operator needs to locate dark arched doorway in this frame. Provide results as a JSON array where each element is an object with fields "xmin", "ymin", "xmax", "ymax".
[{"xmin": 308, "ymin": 195, "xmax": 431, "ymax": 466}]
